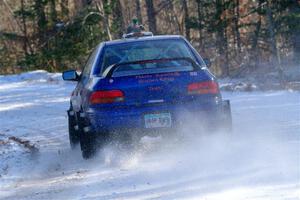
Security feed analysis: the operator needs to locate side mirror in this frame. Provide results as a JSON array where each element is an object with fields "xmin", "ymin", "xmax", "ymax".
[
  {"xmin": 62, "ymin": 70, "xmax": 79, "ymax": 81},
  {"xmin": 203, "ymin": 58, "xmax": 211, "ymax": 68}
]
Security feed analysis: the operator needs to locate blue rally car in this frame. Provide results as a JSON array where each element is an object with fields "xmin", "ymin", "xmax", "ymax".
[{"xmin": 63, "ymin": 33, "xmax": 232, "ymax": 159}]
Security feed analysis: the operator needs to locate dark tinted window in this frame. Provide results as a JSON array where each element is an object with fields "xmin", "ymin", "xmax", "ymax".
[
  {"xmin": 82, "ymin": 46, "xmax": 99, "ymax": 78},
  {"xmin": 100, "ymin": 39, "xmax": 196, "ymax": 74}
]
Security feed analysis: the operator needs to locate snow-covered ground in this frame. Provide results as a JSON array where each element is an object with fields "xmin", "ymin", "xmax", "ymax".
[{"xmin": 0, "ymin": 71, "xmax": 299, "ymax": 200}]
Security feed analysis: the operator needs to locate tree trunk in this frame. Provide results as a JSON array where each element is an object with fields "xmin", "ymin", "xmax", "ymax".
[
  {"xmin": 135, "ymin": 0, "xmax": 143, "ymax": 24},
  {"xmin": 81, "ymin": 0, "xmax": 90, "ymax": 7},
  {"xmin": 96, "ymin": 0, "xmax": 112, "ymax": 41},
  {"xmin": 118, "ymin": 0, "xmax": 127, "ymax": 32},
  {"xmin": 20, "ymin": 0, "xmax": 28, "ymax": 56},
  {"xmin": 289, "ymin": 0, "xmax": 300, "ymax": 64},
  {"xmin": 74, "ymin": 0, "xmax": 89, "ymax": 11},
  {"xmin": 60, "ymin": 0, "xmax": 69, "ymax": 19},
  {"xmin": 182, "ymin": 0, "xmax": 190, "ymax": 41},
  {"xmin": 112, "ymin": 0, "xmax": 125, "ymax": 37},
  {"xmin": 266, "ymin": 0, "xmax": 285, "ymax": 85},
  {"xmin": 168, "ymin": 0, "xmax": 181, "ymax": 34},
  {"xmin": 251, "ymin": 14, "xmax": 262, "ymax": 69},
  {"xmin": 215, "ymin": 0, "xmax": 230, "ymax": 76},
  {"xmin": 196, "ymin": 0, "xmax": 203, "ymax": 47},
  {"xmin": 234, "ymin": 0, "xmax": 241, "ymax": 53},
  {"xmin": 145, "ymin": 0, "xmax": 157, "ymax": 34},
  {"xmin": 34, "ymin": 0, "xmax": 47, "ymax": 45},
  {"xmin": 49, "ymin": 0, "xmax": 57, "ymax": 25}
]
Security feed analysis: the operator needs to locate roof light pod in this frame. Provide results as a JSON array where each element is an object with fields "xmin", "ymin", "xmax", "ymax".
[{"xmin": 122, "ymin": 31, "xmax": 153, "ymax": 39}]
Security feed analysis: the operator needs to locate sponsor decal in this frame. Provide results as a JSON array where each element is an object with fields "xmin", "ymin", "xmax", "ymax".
[
  {"xmin": 190, "ymin": 71, "xmax": 198, "ymax": 76},
  {"xmin": 136, "ymin": 72, "xmax": 178, "ymax": 83},
  {"xmin": 148, "ymin": 86, "xmax": 163, "ymax": 91}
]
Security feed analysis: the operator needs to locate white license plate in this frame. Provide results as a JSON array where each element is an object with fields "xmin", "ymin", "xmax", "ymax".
[{"xmin": 144, "ymin": 113, "xmax": 172, "ymax": 128}]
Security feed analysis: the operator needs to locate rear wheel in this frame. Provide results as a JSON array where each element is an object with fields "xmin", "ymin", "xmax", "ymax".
[
  {"xmin": 68, "ymin": 109, "xmax": 80, "ymax": 149},
  {"xmin": 77, "ymin": 112, "xmax": 96, "ymax": 159},
  {"xmin": 78, "ymin": 112, "xmax": 107, "ymax": 159}
]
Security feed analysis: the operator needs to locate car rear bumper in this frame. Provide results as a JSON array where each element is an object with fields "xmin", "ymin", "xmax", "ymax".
[{"xmin": 85, "ymin": 99, "xmax": 226, "ymax": 132}]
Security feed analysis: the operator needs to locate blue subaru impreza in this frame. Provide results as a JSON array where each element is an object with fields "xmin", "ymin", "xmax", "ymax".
[{"xmin": 63, "ymin": 34, "xmax": 232, "ymax": 159}]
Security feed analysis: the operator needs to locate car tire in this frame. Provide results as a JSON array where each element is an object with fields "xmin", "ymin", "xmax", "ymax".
[
  {"xmin": 68, "ymin": 109, "xmax": 80, "ymax": 149},
  {"xmin": 77, "ymin": 112, "xmax": 96, "ymax": 159}
]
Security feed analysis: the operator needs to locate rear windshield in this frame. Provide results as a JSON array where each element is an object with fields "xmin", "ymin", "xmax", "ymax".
[{"xmin": 100, "ymin": 39, "xmax": 197, "ymax": 76}]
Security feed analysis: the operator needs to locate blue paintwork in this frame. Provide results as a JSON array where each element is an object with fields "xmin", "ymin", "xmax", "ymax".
[{"xmin": 69, "ymin": 35, "xmax": 223, "ymax": 132}]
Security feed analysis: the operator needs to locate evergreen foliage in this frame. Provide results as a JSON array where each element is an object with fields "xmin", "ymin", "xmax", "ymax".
[{"xmin": 0, "ymin": 0, "xmax": 299, "ymax": 75}]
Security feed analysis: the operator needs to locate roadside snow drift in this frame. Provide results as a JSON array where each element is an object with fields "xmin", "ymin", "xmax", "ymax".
[{"xmin": 0, "ymin": 71, "xmax": 299, "ymax": 200}]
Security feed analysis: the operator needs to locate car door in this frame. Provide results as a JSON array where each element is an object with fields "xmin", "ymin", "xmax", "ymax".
[{"xmin": 72, "ymin": 46, "xmax": 100, "ymax": 112}]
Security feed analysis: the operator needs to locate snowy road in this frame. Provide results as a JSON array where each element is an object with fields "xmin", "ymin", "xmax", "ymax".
[{"xmin": 0, "ymin": 71, "xmax": 299, "ymax": 200}]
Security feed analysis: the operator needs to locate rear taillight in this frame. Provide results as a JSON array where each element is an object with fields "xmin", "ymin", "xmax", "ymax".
[
  {"xmin": 90, "ymin": 90, "xmax": 124, "ymax": 104},
  {"xmin": 188, "ymin": 81, "xmax": 219, "ymax": 95}
]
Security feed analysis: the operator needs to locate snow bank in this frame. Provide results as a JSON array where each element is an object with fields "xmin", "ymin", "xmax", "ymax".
[
  {"xmin": 1, "ymin": 69, "xmax": 299, "ymax": 91},
  {"xmin": 0, "ymin": 70, "xmax": 63, "ymax": 84},
  {"xmin": 219, "ymin": 78, "xmax": 258, "ymax": 92},
  {"xmin": 219, "ymin": 65, "xmax": 300, "ymax": 91}
]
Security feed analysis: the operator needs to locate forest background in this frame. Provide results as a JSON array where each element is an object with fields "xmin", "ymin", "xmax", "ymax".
[{"xmin": 0, "ymin": 0, "xmax": 299, "ymax": 80}]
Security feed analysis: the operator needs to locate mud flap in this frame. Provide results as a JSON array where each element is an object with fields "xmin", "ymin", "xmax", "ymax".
[
  {"xmin": 78, "ymin": 111, "xmax": 112, "ymax": 159},
  {"xmin": 68, "ymin": 109, "xmax": 80, "ymax": 148},
  {"xmin": 221, "ymin": 100, "xmax": 233, "ymax": 132},
  {"xmin": 76, "ymin": 111, "xmax": 96, "ymax": 159}
]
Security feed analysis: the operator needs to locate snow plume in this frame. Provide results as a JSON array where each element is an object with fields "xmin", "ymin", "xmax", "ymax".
[
  {"xmin": 66, "ymin": 110, "xmax": 298, "ymax": 200},
  {"xmin": 84, "ymin": 91, "xmax": 299, "ymax": 199},
  {"xmin": 3, "ymin": 117, "xmax": 298, "ymax": 200}
]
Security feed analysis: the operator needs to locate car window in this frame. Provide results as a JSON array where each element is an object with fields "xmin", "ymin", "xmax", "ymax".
[
  {"xmin": 100, "ymin": 39, "xmax": 196, "ymax": 75},
  {"xmin": 111, "ymin": 59, "xmax": 194, "ymax": 77},
  {"xmin": 81, "ymin": 46, "xmax": 99, "ymax": 78}
]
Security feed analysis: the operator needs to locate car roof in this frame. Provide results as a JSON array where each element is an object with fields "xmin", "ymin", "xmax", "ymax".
[{"xmin": 103, "ymin": 35, "xmax": 185, "ymax": 46}]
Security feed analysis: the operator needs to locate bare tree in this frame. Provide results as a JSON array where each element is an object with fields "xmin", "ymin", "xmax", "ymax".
[
  {"xmin": 234, "ymin": 0, "xmax": 241, "ymax": 52},
  {"xmin": 94, "ymin": 0, "xmax": 112, "ymax": 40},
  {"xmin": 135, "ymin": 0, "xmax": 143, "ymax": 24},
  {"xmin": 60, "ymin": 0, "xmax": 69, "ymax": 19},
  {"xmin": 20, "ymin": 0, "xmax": 28, "ymax": 56},
  {"xmin": 196, "ymin": 0, "xmax": 203, "ymax": 47},
  {"xmin": 145, "ymin": 0, "xmax": 157, "ymax": 33},
  {"xmin": 289, "ymin": 0, "xmax": 300, "ymax": 64},
  {"xmin": 182, "ymin": 0, "xmax": 190, "ymax": 40},
  {"xmin": 266, "ymin": 0, "xmax": 285, "ymax": 84},
  {"xmin": 215, "ymin": 0, "xmax": 230, "ymax": 76}
]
